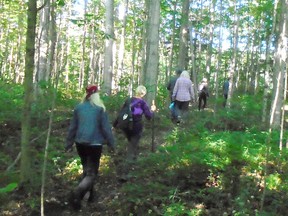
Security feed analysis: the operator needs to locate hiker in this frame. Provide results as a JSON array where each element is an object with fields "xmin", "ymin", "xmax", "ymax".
[
  {"xmin": 223, "ymin": 77, "xmax": 230, "ymax": 107},
  {"xmin": 198, "ymin": 78, "xmax": 209, "ymax": 111},
  {"xmin": 167, "ymin": 69, "xmax": 182, "ymax": 102},
  {"xmin": 113, "ymin": 85, "xmax": 156, "ymax": 179},
  {"xmin": 65, "ymin": 84, "xmax": 115, "ymax": 210},
  {"xmin": 172, "ymin": 70, "xmax": 195, "ymax": 123}
]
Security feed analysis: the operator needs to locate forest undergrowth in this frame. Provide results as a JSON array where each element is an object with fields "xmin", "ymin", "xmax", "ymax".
[{"xmin": 1, "ymin": 83, "xmax": 288, "ymax": 216}]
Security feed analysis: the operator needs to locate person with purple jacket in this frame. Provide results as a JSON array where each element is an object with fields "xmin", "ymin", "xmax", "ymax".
[
  {"xmin": 113, "ymin": 85, "xmax": 156, "ymax": 162},
  {"xmin": 172, "ymin": 70, "xmax": 195, "ymax": 123}
]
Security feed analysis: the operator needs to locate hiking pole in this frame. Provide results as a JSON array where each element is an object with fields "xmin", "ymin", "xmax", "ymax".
[{"xmin": 151, "ymin": 100, "xmax": 156, "ymax": 152}]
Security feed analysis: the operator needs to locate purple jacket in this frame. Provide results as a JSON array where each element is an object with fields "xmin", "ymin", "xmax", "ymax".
[{"xmin": 114, "ymin": 97, "xmax": 153, "ymax": 134}]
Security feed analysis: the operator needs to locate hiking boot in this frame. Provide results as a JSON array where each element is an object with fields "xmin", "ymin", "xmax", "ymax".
[
  {"xmin": 87, "ymin": 190, "xmax": 95, "ymax": 203},
  {"xmin": 68, "ymin": 192, "xmax": 81, "ymax": 211}
]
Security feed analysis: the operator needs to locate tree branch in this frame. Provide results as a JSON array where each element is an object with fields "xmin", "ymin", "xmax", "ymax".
[{"xmin": 37, "ymin": 0, "xmax": 49, "ymax": 12}]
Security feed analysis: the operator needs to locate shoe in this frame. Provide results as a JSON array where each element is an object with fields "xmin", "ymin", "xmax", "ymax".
[
  {"xmin": 68, "ymin": 192, "xmax": 81, "ymax": 210},
  {"xmin": 118, "ymin": 175, "xmax": 128, "ymax": 183},
  {"xmin": 87, "ymin": 190, "xmax": 95, "ymax": 202}
]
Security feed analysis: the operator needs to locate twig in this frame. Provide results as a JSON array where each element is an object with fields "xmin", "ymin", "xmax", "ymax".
[
  {"xmin": 6, "ymin": 152, "xmax": 21, "ymax": 172},
  {"xmin": 5, "ymin": 131, "xmax": 47, "ymax": 172}
]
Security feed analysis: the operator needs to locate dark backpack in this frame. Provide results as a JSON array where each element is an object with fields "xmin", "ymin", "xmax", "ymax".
[{"xmin": 115, "ymin": 98, "xmax": 133, "ymax": 130}]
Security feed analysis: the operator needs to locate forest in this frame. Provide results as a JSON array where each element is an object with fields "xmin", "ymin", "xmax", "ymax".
[{"xmin": 0, "ymin": 0, "xmax": 288, "ymax": 215}]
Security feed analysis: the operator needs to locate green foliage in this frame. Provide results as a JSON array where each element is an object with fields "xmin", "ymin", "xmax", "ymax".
[
  {"xmin": 0, "ymin": 81, "xmax": 24, "ymax": 123},
  {"xmin": 0, "ymin": 183, "xmax": 18, "ymax": 194},
  {"xmin": 113, "ymin": 101, "xmax": 287, "ymax": 215}
]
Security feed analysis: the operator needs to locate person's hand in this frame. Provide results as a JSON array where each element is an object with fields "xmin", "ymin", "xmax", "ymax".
[
  {"xmin": 65, "ymin": 144, "xmax": 73, "ymax": 152},
  {"xmin": 108, "ymin": 146, "xmax": 116, "ymax": 154},
  {"xmin": 151, "ymin": 100, "xmax": 157, "ymax": 112}
]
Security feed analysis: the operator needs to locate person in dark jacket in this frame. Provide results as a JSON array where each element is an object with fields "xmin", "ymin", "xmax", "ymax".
[
  {"xmin": 167, "ymin": 69, "xmax": 182, "ymax": 102},
  {"xmin": 198, "ymin": 78, "xmax": 209, "ymax": 111},
  {"xmin": 223, "ymin": 77, "xmax": 230, "ymax": 107},
  {"xmin": 113, "ymin": 85, "xmax": 156, "ymax": 180},
  {"xmin": 65, "ymin": 84, "xmax": 115, "ymax": 210}
]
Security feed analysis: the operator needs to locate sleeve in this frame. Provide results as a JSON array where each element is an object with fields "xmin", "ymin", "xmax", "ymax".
[
  {"xmin": 172, "ymin": 80, "xmax": 179, "ymax": 101},
  {"xmin": 113, "ymin": 99, "xmax": 129, "ymax": 127},
  {"xmin": 142, "ymin": 100, "xmax": 153, "ymax": 120},
  {"xmin": 189, "ymin": 83, "xmax": 195, "ymax": 101},
  {"xmin": 100, "ymin": 109, "xmax": 115, "ymax": 148},
  {"xmin": 66, "ymin": 108, "xmax": 78, "ymax": 148},
  {"xmin": 167, "ymin": 80, "xmax": 172, "ymax": 90}
]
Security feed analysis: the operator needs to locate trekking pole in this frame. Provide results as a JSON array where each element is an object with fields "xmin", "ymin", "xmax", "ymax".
[{"xmin": 151, "ymin": 100, "xmax": 156, "ymax": 152}]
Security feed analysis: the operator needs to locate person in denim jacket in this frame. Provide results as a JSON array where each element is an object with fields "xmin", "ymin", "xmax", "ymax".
[{"xmin": 65, "ymin": 84, "xmax": 115, "ymax": 210}]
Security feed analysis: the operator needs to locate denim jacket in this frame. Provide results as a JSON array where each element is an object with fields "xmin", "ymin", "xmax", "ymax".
[{"xmin": 66, "ymin": 101, "xmax": 115, "ymax": 148}]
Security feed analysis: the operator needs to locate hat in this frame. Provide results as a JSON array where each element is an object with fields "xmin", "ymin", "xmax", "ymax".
[{"xmin": 85, "ymin": 84, "xmax": 98, "ymax": 99}]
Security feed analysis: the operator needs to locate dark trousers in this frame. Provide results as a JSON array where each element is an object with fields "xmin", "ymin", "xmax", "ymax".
[
  {"xmin": 198, "ymin": 92, "xmax": 207, "ymax": 110},
  {"xmin": 174, "ymin": 100, "xmax": 189, "ymax": 120},
  {"xmin": 123, "ymin": 130, "xmax": 141, "ymax": 161},
  {"xmin": 74, "ymin": 144, "xmax": 102, "ymax": 199},
  {"xmin": 223, "ymin": 94, "xmax": 228, "ymax": 107}
]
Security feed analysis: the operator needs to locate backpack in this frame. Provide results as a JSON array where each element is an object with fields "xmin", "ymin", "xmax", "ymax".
[
  {"xmin": 198, "ymin": 84, "xmax": 208, "ymax": 96},
  {"xmin": 115, "ymin": 98, "xmax": 133, "ymax": 130}
]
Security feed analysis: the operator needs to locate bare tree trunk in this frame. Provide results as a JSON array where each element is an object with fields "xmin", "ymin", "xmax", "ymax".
[
  {"xmin": 167, "ymin": 1, "xmax": 177, "ymax": 81},
  {"xmin": 144, "ymin": 0, "xmax": 160, "ymax": 106},
  {"xmin": 260, "ymin": 0, "xmax": 287, "ymax": 211},
  {"xmin": 36, "ymin": 0, "xmax": 50, "ymax": 83},
  {"xmin": 269, "ymin": 0, "xmax": 287, "ymax": 129},
  {"xmin": 103, "ymin": 0, "xmax": 114, "ymax": 95},
  {"xmin": 205, "ymin": 0, "xmax": 215, "ymax": 78},
  {"xmin": 226, "ymin": 0, "xmax": 240, "ymax": 108},
  {"xmin": 189, "ymin": 26, "xmax": 197, "ymax": 94},
  {"xmin": 178, "ymin": 0, "xmax": 189, "ymax": 70},
  {"xmin": 213, "ymin": 0, "xmax": 223, "ymax": 114},
  {"xmin": 116, "ymin": 0, "xmax": 128, "ymax": 89},
  {"xmin": 20, "ymin": 0, "xmax": 37, "ymax": 187},
  {"xmin": 262, "ymin": 0, "xmax": 278, "ymax": 124},
  {"xmin": 78, "ymin": 0, "xmax": 88, "ymax": 89}
]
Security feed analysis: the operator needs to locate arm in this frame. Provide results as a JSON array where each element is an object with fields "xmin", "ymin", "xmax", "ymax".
[
  {"xmin": 142, "ymin": 100, "xmax": 153, "ymax": 120},
  {"xmin": 172, "ymin": 80, "xmax": 179, "ymax": 101},
  {"xmin": 65, "ymin": 108, "xmax": 78, "ymax": 150},
  {"xmin": 100, "ymin": 109, "xmax": 115, "ymax": 149},
  {"xmin": 113, "ymin": 98, "xmax": 130, "ymax": 127},
  {"xmin": 189, "ymin": 83, "xmax": 195, "ymax": 101}
]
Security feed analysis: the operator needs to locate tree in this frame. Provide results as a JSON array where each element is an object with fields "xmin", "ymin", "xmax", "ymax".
[
  {"xmin": 20, "ymin": 0, "xmax": 37, "ymax": 187},
  {"xmin": 178, "ymin": 0, "xmax": 189, "ymax": 70},
  {"xmin": 269, "ymin": 0, "xmax": 287, "ymax": 129},
  {"xmin": 103, "ymin": 0, "xmax": 114, "ymax": 95},
  {"xmin": 143, "ymin": 0, "xmax": 160, "ymax": 105}
]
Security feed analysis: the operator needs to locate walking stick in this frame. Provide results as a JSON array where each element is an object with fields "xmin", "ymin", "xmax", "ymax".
[{"xmin": 151, "ymin": 100, "xmax": 156, "ymax": 152}]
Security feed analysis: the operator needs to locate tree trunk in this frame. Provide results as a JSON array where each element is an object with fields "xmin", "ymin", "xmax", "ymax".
[
  {"xmin": 144, "ymin": 0, "xmax": 160, "ymax": 106},
  {"xmin": 116, "ymin": 0, "xmax": 128, "ymax": 89},
  {"xmin": 227, "ymin": 0, "xmax": 240, "ymax": 108},
  {"xmin": 178, "ymin": 0, "xmax": 189, "ymax": 70},
  {"xmin": 103, "ymin": 0, "xmax": 114, "ymax": 95},
  {"xmin": 20, "ymin": 0, "xmax": 37, "ymax": 187},
  {"xmin": 205, "ymin": 0, "xmax": 215, "ymax": 78},
  {"xmin": 36, "ymin": 0, "xmax": 50, "ymax": 84},
  {"xmin": 269, "ymin": 0, "xmax": 287, "ymax": 129},
  {"xmin": 262, "ymin": 0, "xmax": 278, "ymax": 124}
]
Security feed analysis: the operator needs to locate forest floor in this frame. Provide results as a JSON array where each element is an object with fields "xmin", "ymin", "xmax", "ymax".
[
  {"xmin": 1, "ymin": 109, "xmax": 195, "ymax": 216},
  {"xmin": 2, "ymin": 104, "xmax": 283, "ymax": 216}
]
